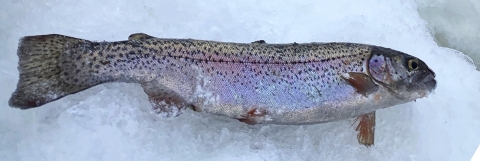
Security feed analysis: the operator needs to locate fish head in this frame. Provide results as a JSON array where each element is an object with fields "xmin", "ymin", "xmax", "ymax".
[{"xmin": 367, "ymin": 46, "xmax": 437, "ymax": 100}]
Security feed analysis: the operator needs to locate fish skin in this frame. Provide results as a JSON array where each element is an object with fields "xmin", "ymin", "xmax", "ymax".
[{"xmin": 9, "ymin": 33, "xmax": 437, "ymax": 126}]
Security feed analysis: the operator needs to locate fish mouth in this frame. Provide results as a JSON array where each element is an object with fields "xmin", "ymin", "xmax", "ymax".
[
  {"xmin": 409, "ymin": 71, "xmax": 437, "ymax": 92},
  {"xmin": 425, "ymin": 67, "xmax": 437, "ymax": 91},
  {"xmin": 423, "ymin": 79, "xmax": 437, "ymax": 92},
  {"xmin": 421, "ymin": 71, "xmax": 437, "ymax": 91}
]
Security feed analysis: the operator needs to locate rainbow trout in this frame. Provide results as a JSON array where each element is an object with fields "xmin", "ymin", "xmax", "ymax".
[{"xmin": 8, "ymin": 33, "xmax": 436, "ymax": 146}]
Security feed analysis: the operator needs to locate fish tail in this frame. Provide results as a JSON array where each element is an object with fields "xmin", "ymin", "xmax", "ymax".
[{"xmin": 9, "ymin": 34, "xmax": 103, "ymax": 109}]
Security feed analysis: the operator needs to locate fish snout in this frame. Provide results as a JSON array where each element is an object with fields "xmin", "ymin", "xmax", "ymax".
[
  {"xmin": 406, "ymin": 68, "xmax": 437, "ymax": 93},
  {"xmin": 422, "ymin": 65, "xmax": 437, "ymax": 91},
  {"xmin": 422, "ymin": 73, "xmax": 437, "ymax": 91}
]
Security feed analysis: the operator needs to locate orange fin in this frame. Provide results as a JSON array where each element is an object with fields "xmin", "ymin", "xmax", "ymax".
[
  {"xmin": 341, "ymin": 72, "xmax": 379, "ymax": 97},
  {"xmin": 354, "ymin": 111, "xmax": 376, "ymax": 146},
  {"xmin": 140, "ymin": 81, "xmax": 192, "ymax": 117},
  {"xmin": 238, "ymin": 108, "xmax": 267, "ymax": 125}
]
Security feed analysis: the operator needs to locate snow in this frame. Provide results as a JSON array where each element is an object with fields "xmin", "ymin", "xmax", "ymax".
[
  {"xmin": 0, "ymin": 0, "xmax": 479, "ymax": 160},
  {"xmin": 415, "ymin": 0, "xmax": 480, "ymax": 69}
]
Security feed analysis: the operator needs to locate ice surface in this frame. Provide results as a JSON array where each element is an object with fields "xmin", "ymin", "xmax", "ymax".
[
  {"xmin": 1, "ymin": 0, "xmax": 479, "ymax": 160},
  {"xmin": 415, "ymin": 0, "xmax": 480, "ymax": 69}
]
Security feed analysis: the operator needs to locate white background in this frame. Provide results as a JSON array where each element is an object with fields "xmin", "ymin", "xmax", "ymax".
[{"xmin": 1, "ymin": 0, "xmax": 479, "ymax": 160}]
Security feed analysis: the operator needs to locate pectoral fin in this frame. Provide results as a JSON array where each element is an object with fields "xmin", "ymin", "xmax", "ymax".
[
  {"xmin": 354, "ymin": 111, "xmax": 376, "ymax": 146},
  {"xmin": 341, "ymin": 72, "xmax": 379, "ymax": 97}
]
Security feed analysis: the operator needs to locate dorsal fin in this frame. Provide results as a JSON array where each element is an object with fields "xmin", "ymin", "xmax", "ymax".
[
  {"xmin": 251, "ymin": 40, "xmax": 266, "ymax": 44},
  {"xmin": 128, "ymin": 33, "xmax": 155, "ymax": 41}
]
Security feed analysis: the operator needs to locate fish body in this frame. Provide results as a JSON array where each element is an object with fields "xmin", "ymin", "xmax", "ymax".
[{"xmin": 8, "ymin": 33, "xmax": 437, "ymax": 145}]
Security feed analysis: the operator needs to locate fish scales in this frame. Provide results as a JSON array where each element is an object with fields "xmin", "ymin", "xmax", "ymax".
[
  {"xmin": 9, "ymin": 33, "xmax": 437, "ymax": 145},
  {"xmin": 64, "ymin": 35, "xmax": 373, "ymax": 124}
]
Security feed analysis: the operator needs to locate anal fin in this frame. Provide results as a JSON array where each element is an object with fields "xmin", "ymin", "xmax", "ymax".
[
  {"xmin": 341, "ymin": 72, "xmax": 379, "ymax": 97},
  {"xmin": 354, "ymin": 111, "xmax": 376, "ymax": 146},
  {"xmin": 140, "ymin": 81, "xmax": 193, "ymax": 117},
  {"xmin": 238, "ymin": 108, "xmax": 267, "ymax": 125}
]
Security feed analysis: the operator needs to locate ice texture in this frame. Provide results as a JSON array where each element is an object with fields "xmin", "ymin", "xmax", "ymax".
[
  {"xmin": 415, "ymin": 0, "xmax": 480, "ymax": 69},
  {"xmin": 0, "ymin": 0, "xmax": 479, "ymax": 161}
]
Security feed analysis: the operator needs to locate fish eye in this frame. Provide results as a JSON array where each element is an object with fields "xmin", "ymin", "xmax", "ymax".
[{"xmin": 408, "ymin": 58, "xmax": 419, "ymax": 70}]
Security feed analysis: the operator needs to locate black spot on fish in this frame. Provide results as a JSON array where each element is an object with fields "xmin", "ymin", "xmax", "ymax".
[{"xmin": 100, "ymin": 60, "xmax": 110, "ymax": 65}]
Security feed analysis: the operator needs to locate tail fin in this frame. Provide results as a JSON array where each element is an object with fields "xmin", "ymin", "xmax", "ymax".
[{"xmin": 9, "ymin": 34, "xmax": 99, "ymax": 109}]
